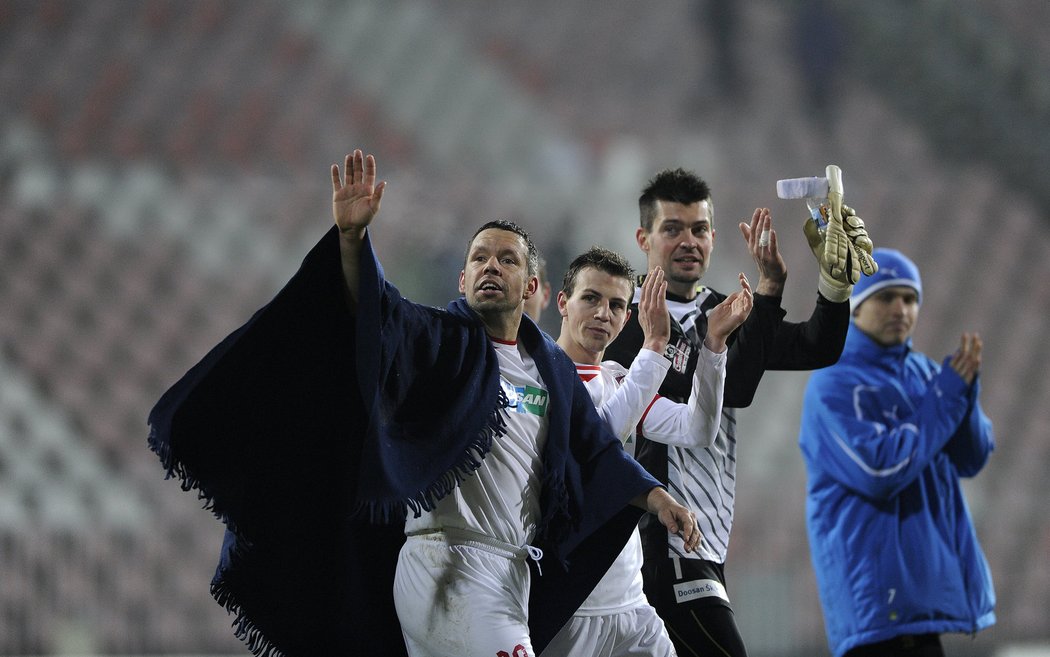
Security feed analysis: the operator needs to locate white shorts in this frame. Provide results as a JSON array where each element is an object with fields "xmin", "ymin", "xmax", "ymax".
[
  {"xmin": 394, "ymin": 531, "xmax": 536, "ymax": 657},
  {"xmin": 540, "ymin": 605, "xmax": 677, "ymax": 657}
]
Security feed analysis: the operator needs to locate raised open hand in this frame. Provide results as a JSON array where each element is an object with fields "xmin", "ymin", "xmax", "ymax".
[
  {"xmin": 739, "ymin": 208, "xmax": 787, "ymax": 296},
  {"xmin": 706, "ymin": 273, "xmax": 753, "ymax": 353},
  {"xmin": 332, "ymin": 149, "xmax": 386, "ymax": 238}
]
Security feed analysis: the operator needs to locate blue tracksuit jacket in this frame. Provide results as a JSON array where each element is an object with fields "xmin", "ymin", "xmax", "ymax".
[{"xmin": 799, "ymin": 326, "xmax": 995, "ymax": 657}]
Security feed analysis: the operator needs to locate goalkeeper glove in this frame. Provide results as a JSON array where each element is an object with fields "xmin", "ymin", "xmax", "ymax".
[
  {"xmin": 804, "ymin": 204, "xmax": 878, "ymax": 302},
  {"xmin": 841, "ymin": 205, "xmax": 878, "ymax": 278},
  {"xmin": 804, "ymin": 216, "xmax": 852, "ymax": 302}
]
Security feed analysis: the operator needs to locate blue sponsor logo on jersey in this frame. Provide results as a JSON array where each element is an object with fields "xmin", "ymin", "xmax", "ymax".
[{"xmin": 500, "ymin": 379, "xmax": 549, "ymax": 416}]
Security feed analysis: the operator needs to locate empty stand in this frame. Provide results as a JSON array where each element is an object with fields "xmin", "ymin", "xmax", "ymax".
[{"xmin": 0, "ymin": 1, "xmax": 1046, "ymax": 655}]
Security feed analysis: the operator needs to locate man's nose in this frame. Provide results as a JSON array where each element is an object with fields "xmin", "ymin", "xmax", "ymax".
[
  {"xmin": 594, "ymin": 303, "xmax": 611, "ymax": 321},
  {"xmin": 483, "ymin": 257, "xmax": 502, "ymax": 272}
]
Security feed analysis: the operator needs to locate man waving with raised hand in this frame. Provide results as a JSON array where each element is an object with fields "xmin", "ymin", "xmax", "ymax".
[{"xmin": 150, "ymin": 149, "xmax": 701, "ymax": 657}]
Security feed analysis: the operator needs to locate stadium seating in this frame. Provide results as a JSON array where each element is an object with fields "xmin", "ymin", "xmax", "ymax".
[{"xmin": 0, "ymin": 1, "xmax": 1046, "ymax": 654}]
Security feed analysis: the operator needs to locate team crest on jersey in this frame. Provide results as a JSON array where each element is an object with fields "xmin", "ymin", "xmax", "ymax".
[
  {"xmin": 500, "ymin": 378, "xmax": 549, "ymax": 417},
  {"xmin": 665, "ymin": 338, "xmax": 692, "ymax": 374}
]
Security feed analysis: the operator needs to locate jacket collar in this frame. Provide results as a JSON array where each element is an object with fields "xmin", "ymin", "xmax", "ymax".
[{"xmin": 844, "ymin": 322, "xmax": 912, "ymax": 368}]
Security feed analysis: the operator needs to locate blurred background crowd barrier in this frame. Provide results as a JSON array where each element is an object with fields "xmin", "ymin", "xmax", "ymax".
[{"xmin": 1, "ymin": 1, "xmax": 1048, "ymax": 655}]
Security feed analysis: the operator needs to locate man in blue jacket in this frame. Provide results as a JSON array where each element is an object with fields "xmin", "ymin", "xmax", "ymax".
[{"xmin": 799, "ymin": 248, "xmax": 995, "ymax": 657}]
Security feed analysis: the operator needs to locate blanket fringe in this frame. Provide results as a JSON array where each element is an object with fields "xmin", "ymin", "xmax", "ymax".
[
  {"xmin": 537, "ymin": 470, "xmax": 572, "ymax": 548},
  {"xmin": 359, "ymin": 387, "xmax": 509, "ymax": 523},
  {"xmin": 147, "ymin": 424, "xmax": 245, "ymax": 535},
  {"xmin": 148, "ymin": 381, "xmax": 510, "ymax": 655},
  {"xmin": 212, "ymin": 575, "xmax": 286, "ymax": 657},
  {"xmin": 151, "ymin": 421, "xmax": 287, "ymax": 656}
]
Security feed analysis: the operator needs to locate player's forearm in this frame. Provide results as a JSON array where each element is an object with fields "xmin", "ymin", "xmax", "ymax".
[
  {"xmin": 338, "ymin": 227, "xmax": 367, "ymax": 310},
  {"xmin": 687, "ymin": 346, "xmax": 726, "ymax": 446},
  {"xmin": 766, "ymin": 294, "xmax": 849, "ymax": 370},
  {"xmin": 604, "ymin": 350, "xmax": 669, "ymax": 442},
  {"xmin": 641, "ymin": 347, "xmax": 725, "ymax": 449},
  {"xmin": 703, "ymin": 332, "xmax": 728, "ymax": 353},
  {"xmin": 630, "ymin": 486, "xmax": 674, "ymax": 514},
  {"xmin": 941, "ymin": 383, "xmax": 994, "ymax": 476},
  {"xmin": 755, "ymin": 275, "xmax": 784, "ymax": 297},
  {"xmin": 817, "ymin": 379, "xmax": 973, "ymax": 499},
  {"xmin": 942, "ymin": 419, "xmax": 993, "ymax": 476},
  {"xmin": 642, "ymin": 334, "xmax": 668, "ymax": 355}
]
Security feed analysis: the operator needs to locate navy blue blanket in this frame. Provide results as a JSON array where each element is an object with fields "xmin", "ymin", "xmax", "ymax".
[{"xmin": 148, "ymin": 227, "xmax": 658, "ymax": 656}]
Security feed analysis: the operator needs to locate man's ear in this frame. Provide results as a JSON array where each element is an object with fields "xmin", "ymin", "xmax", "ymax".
[
  {"xmin": 636, "ymin": 226, "xmax": 650, "ymax": 253},
  {"xmin": 458, "ymin": 270, "xmax": 466, "ymax": 294},
  {"xmin": 523, "ymin": 274, "xmax": 539, "ymax": 300},
  {"xmin": 556, "ymin": 290, "xmax": 570, "ymax": 318}
]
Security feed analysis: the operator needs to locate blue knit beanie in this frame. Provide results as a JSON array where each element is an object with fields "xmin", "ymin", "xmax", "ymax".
[{"xmin": 850, "ymin": 248, "xmax": 922, "ymax": 310}]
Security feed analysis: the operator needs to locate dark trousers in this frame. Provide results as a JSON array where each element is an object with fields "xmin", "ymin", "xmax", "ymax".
[
  {"xmin": 641, "ymin": 556, "xmax": 748, "ymax": 657},
  {"xmin": 844, "ymin": 633, "xmax": 944, "ymax": 657}
]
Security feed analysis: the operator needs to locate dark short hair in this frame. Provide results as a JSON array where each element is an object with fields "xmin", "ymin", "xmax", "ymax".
[
  {"xmin": 561, "ymin": 246, "xmax": 635, "ymax": 298},
  {"xmin": 638, "ymin": 168, "xmax": 712, "ymax": 231},
  {"xmin": 464, "ymin": 220, "xmax": 539, "ymax": 276}
]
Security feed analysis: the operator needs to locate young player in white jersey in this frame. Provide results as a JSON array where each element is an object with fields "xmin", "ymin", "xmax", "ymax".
[{"xmin": 542, "ymin": 247, "xmax": 752, "ymax": 657}]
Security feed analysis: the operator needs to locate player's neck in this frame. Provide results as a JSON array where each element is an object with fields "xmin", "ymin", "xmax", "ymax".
[
  {"xmin": 556, "ymin": 332, "xmax": 602, "ymax": 365},
  {"xmin": 477, "ymin": 308, "xmax": 522, "ymax": 342},
  {"xmin": 666, "ymin": 279, "xmax": 699, "ymax": 301}
]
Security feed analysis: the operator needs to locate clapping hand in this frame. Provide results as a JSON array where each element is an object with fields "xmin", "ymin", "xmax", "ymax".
[
  {"xmin": 705, "ymin": 273, "xmax": 753, "ymax": 353},
  {"xmin": 949, "ymin": 332, "xmax": 982, "ymax": 385},
  {"xmin": 638, "ymin": 267, "xmax": 670, "ymax": 356}
]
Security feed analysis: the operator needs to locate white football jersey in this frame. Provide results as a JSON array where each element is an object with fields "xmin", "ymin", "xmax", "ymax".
[
  {"xmin": 574, "ymin": 347, "xmax": 726, "ymax": 613},
  {"xmin": 405, "ymin": 338, "xmax": 550, "ymax": 548}
]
